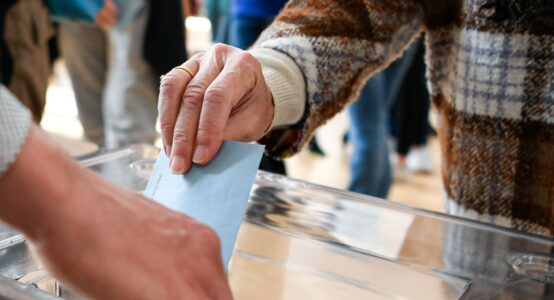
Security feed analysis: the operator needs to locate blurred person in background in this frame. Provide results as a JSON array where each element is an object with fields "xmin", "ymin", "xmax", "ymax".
[
  {"xmin": 52, "ymin": 0, "xmax": 186, "ymax": 149},
  {"xmin": 346, "ymin": 36, "xmax": 428, "ymax": 197},
  {"xmin": 0, "ymin": 0, "xmax": 55, "ymax": 122},
  {"xmin": 228, "ymin": 0, "xmax": 287, "ymax": 49},
  {"xmin": 346, "ymin": 73, "xmax": 392, "ymax": 198},
  {"xmin": 204, "ymin": 0, "xmax": 231, "ymax": 43},
  {"xmin": 388, "ymin": 36, "xmax": 434, "ymax": 181}
]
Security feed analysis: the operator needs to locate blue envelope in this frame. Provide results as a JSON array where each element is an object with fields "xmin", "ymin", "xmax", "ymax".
[{"xmin": 143, "ymin": 141, "xmax": 264, "ymax": 268}]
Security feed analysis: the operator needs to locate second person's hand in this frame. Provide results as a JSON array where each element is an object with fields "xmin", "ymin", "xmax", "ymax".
[
  {"xmin": 158, "ymin": 44, "xmax": 274, "ymax": 174},
  {"xmin": 95, "ymin": 0, "xmax": 118, "ymax": 27}
]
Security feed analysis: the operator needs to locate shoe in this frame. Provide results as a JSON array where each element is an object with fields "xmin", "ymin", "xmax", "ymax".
[
  {"xmin": 392, "ymin": 156, "xmax": 411, "ymax": 182},
  {"xmin": 393, "ymin": 162, "xmax": 411, "ymax": 182},
  {"xmin": 406, "ymin": 146, "xmax": 435, "ymax": 173}
]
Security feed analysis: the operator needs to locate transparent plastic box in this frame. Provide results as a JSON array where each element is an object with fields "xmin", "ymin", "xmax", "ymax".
[{"xmin": 1, "ymin": 144, "xmax": 554, "ymax": 299}]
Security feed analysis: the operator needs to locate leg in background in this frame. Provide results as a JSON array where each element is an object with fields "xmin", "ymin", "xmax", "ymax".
[
  {"xmin": 58, "ymin": 23, "xmax": 107, "ymax": 146},
  {"xmin": 103, "ymin": 7, "xmax": 158, "ymax": 149},
  {"xmin": 347, "ymin": 73, "xmax": 391, "ymax": 198},
  {"xmin": 229, "ymin": 15, "xmax": 271, "ymax": 49},
  {"xmin": 392, "ymin": 38, "xmax": 432, "ymax": 173}
]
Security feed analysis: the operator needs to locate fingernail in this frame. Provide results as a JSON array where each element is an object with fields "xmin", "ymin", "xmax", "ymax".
[
  {"xmin": 170, "ymin": 155, "xmax": 186, "ymax": 174},
  {"xmin": 193, "ymin": 146, "xmax": 207, "ymax": 164}
]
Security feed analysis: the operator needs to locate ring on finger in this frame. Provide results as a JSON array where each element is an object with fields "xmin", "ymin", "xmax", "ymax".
[{"xmin": 174, "ymin": 66, "xmax": 196, "ymax": 78}]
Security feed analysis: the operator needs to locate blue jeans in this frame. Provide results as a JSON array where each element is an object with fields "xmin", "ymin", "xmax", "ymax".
[
  {"xmin": 347, "ymin": 39, "xmax": 420, "ymax": 198},
  {"xmin": 204, "ymin": 0, "xmax": 230, "ymax": 43},
  {"xmin": 229, "ymin": 15, "xmax": 273, "ymax": 49},
  {"xmin": 347, "ymin": 73, "xmax": 391, "ymax": 198}
]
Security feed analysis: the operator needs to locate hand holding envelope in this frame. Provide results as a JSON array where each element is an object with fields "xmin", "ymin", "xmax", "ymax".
[{"xmin": 3, "ymin": 127, "xmax": 234, "ymax": 299}]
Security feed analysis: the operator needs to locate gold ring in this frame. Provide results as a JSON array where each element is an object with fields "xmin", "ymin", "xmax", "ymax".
[{"xmin": 174, "ymin": 66, "xmax": 195, "ymax": 78}]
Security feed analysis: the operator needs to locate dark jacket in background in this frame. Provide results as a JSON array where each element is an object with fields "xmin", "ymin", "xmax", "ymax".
[{"xmin": 144, "ymin": 0, "xmax": 187, "ymax": 78}]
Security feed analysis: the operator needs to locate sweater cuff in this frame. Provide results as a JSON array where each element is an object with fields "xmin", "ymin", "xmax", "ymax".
[{"xmin": 249, "ymin": 48, "xmax": 306, "ymax": 129}]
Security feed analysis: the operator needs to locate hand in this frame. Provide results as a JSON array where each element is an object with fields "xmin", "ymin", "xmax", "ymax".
[
  {"xmin": 37, "ymin": 178, "xmax": 233, "ymax": 299},
  {"xmin": 95, "ymin": 0, "xmax": 118, "ymax": 27},
  {"xmin": 187, "ymin": 0, "xmax": 202, "ymax": 16},
  {"xmin": 0, "ymin": 127, "xmax": 233, "ymax": 300},
  {"xmin": 194, "ymin": 0, "xmax": 203, "ymax": 15},
  {"xmin": 159, "ymin": 44, "xmax": 274, "ymax": 174}
]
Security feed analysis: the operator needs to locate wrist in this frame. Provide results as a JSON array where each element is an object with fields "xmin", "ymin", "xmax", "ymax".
[
  {"xmin": 0, "ymin": 126, "xmax": 79, "ymax": 241},
  {"xmin": 261, "ymin": 88, "xmax": 276, "ymax": 136}
]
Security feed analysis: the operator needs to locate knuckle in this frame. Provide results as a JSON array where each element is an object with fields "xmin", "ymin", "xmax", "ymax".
[
  {"xmin": 204, "ymin": 86, "xmax": 227, "ymax": 106},
  {"xmin": 211, "ymin": 43, "xmax": 229, "ymax": 55},
  {"xmin": 197, "ymin": 120, "xmax": 222, "ymax": 138},
  {"xmin": 158, "ymin": 77, "xmax": 183, "ymax": 110},
  {"xmin": 183, "ymin": 82, "xmax": 207, "ymax": 100},
  {"xmin": 229, "ymin": 52, "xmax": 261, "ymax": 80},
  {"xmin": 196, "ymin": 224, "xmax": 221, "ymax": 250},
  {"xmin": 159, "ymin": 73, "xmax": 181, "ymax": 90},
  {"xmin": 181, "ymin": 93, "xmax": 203, "ymax": 109},
  {"xmin": 159, "ymin": 121, "xmax": 175, "ymax": 133},
  {"xmin": 240, "ymin": 51, "xmax": 260, "ymax": 67},
  {"xmin": 191, "ymin": 51, "xmax": 205, "ymax": 61},
  {"xmin": 172, "ymin": 128, "xmax": 194, "ymax": 145},
  {"xmin": 196, "ymin": 130, "xmax": 222, "ymax": 150}
]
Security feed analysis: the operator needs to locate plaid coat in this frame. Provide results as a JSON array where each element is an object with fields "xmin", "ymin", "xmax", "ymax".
[{"xmin": 256, "ymin": 0, "xmax": 554, "ymax": 237}]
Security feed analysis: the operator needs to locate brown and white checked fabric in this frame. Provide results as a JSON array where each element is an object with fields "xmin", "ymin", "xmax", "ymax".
[
  {"xmin": 256, "ymin": 0, "xmax": 554, "ymax": 236},
  {"xmin": 0, "ymin": 85, "xmax": 32, "ymax": 177}
]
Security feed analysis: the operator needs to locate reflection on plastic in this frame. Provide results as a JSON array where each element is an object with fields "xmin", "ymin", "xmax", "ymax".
[{"xmin": 1, "ymin": 145, "xmax": 554, "ymax": 299}]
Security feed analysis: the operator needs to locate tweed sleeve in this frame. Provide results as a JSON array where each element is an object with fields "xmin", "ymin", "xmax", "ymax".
[
  {"xmin": 0, "ymin": 86, "xmax": 32, "ymax": 177},
  {"xmin": 254, "ymin": 0, "xmax": 425, "ymax": 158}
]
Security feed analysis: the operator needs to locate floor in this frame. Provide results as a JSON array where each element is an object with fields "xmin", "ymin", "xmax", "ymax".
[
  {"xmin": 40, "ymin": 17, "xmax": 444, "ymax": 214},
  {"xmin": 285, "ymin": 109, "xmax": 443, "ymax": 213}
]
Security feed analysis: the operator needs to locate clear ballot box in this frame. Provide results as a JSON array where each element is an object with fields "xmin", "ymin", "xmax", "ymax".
[{"xmin": 1, "ymin": 144, "xmax": 554, "ymax": 299}]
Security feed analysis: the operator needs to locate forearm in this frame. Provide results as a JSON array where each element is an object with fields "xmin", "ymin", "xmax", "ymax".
[
  {"xmin": 251, "ymin": 0, "xmax": 425, "ymax": 158},
  {"xmin": 0, "ymin": 126, "xmax": 78, "ymax": 241},
  {"xmin": 0, "ymin": 127, "xmax": 234, "ymax": 300}
]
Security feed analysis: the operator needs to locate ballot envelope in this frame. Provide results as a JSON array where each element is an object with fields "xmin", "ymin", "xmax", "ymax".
[{"xmin": 0, "ymin": 144, "xmax": 554, "ymax": 299}]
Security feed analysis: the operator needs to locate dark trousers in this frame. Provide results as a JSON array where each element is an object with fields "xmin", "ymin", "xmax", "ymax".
[
  {"xmin": 389, "ymin": 38, "xmax": 430, "ymax": 156},
  {"xmin": 229, "ymin": 15, "xmax": 273, "ymax": 49}
]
